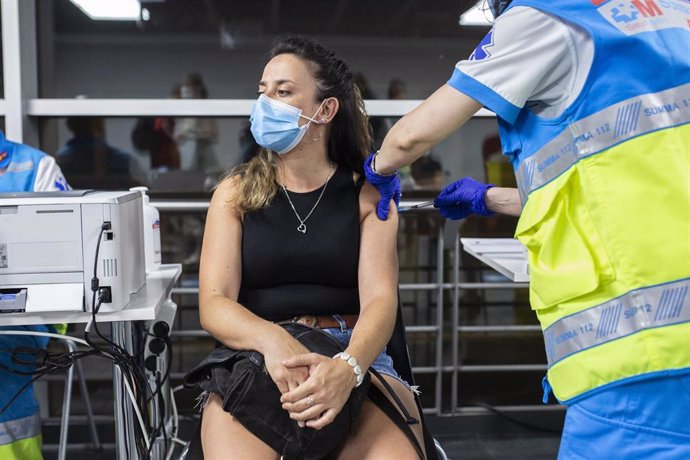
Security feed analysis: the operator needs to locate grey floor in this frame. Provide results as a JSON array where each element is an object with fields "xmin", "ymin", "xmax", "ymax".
[
  {"xmin": 437, "ymin": 433, "xmax": 561, "ymax": 459},
  {"xmin": 427, "ymin": 412, "xmax": 563, "ymax": 460},
  {"xmin": 43, "ymin": 412, "xmax": 564, "ymax": 459}
]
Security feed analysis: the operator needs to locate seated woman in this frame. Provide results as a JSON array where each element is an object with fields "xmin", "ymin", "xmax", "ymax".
[{"xmin": 195, "ymin": 36, "xmax": 425, "ymax": 459}]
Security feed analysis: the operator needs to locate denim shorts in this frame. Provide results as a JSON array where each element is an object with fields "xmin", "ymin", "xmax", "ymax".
[{"xmin": 320, "ymin": 315, "xmax": 413, "ymax": 392}]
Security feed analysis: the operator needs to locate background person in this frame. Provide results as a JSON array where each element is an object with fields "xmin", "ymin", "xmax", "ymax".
[
  {"xmin": 174, "ymin": 72, "xmax": 219, "ymax": 172},
  {"xmin": 0, "ymin": 130, "xmax": 70, "ymax": 460},
  {"xmin": 131, "ymin": 83, "xmax": 182, "ymax": 171},
  {"xmin": 57, "ymin": 116, "xmax": 147, "ymax": 189},
  {"xmin": 365, "ymin": 1, "xmax": 690, "ymax": 458}
]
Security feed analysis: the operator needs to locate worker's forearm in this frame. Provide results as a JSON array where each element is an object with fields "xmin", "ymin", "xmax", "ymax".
[
  {"xmin": 373, "ymin": 85, "xmax": 482, "ymax": 175},
  {"xmin": 485, "ymin": 187, "xmax": 522, "ymax": 216},
  {"xmin": 374, "ymin": 123, "xmax": 431, "ymax": 174}
]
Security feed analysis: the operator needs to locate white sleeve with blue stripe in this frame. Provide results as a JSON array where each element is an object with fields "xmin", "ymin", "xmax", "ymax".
[
  {"xmin": 33, "ymin": 155, "xmax": 71, "ymax": 191},
  {"xmin": 449, "ymin": 7, "xmax": 575, "ymax": 124}
]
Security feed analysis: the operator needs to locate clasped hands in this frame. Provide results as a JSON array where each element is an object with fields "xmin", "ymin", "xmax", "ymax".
[{"xmin": 265, "ymin": 340, "xmax": 357, "ymax": 430}]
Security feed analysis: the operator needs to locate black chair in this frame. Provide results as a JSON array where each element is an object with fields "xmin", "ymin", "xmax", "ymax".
[
  {"xmin": 384, "ymin": 300, "xmax": 443, "ymax": 460},
  {"xmin": 181, "ymin": 300, "xmax": 445, "ymax": 459}
]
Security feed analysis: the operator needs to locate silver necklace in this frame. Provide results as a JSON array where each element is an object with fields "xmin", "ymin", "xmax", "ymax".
[{"xmin": 280, "ymin": 163, "xmax": 334, "ymax": 234}]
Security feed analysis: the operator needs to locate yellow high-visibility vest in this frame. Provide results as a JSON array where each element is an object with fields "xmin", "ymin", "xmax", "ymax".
[
  {"xmin": 502, "ymin": 0, "xmax": 690, "ymax": 403},
  {"xmin": 517, "ymin": 121, "xmax": 690, "ymax": 402}
]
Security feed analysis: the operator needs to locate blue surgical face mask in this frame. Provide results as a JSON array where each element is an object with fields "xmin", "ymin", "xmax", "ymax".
[{"xmin": 250, "ymin": 94, "xmax": 326, "ymax": 155}]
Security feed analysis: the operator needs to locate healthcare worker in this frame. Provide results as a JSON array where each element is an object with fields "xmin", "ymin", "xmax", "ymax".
[
  {"xmin": 0, "ymin": 130, "xmax": 70, "ymax": 459},
  {"xmin": 365, "ymin": 0, "xmax": 690, "ymax": 458}
]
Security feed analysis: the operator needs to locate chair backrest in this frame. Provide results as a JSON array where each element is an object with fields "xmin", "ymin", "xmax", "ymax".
[{"xmin": 383, "ymin": 294, "xmax": 440, "ymax": 460}]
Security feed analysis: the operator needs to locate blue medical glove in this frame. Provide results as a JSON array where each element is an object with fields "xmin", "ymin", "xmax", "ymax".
[
  {"xmin": 364, "ymin": 152, "xmax": 401, "ymax": 220},
  {"xmin": 434, "ymin": 177, "xmax": 495, "ymax": 220}
]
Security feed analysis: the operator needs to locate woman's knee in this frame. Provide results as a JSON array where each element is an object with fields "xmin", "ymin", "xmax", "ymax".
[
  {"xmin": 337, "ymin": 376, "xmax": 426, "ymax": 459},
  {"xmin": 201, "ymin": 393, "xmax": 279, "ymax": 460},
  {"xmin": 374, "ymin": 375, "xmax": 425, "ymax": 447}
]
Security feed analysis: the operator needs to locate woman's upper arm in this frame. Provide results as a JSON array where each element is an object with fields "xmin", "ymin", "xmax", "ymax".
[
  {"xmin": 358, "ymin": 182, "xmax": 399, "ymax": 308},
  {"xmin": 198, "ymin": 178, "xmax": 243, "ymax": 310}
]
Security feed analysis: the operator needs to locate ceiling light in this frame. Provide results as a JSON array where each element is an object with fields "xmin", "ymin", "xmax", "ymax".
[
  {"xmin": 459, "ymin": 0, "xmax": 494, "ymax": 26},
  {"xmin": 70, "ymin": 0, "xmax": 141, "ymax": 21}
]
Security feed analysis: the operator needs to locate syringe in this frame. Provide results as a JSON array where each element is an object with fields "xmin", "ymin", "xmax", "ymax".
[{"xmin": 398, "ymin": 200, "xmax": 435, "ymax": 212}]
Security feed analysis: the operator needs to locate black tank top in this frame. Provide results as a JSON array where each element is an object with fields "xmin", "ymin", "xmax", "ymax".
[{"xmin": 238, "ymin": 166, "xmax": 363, "ymax": 321}]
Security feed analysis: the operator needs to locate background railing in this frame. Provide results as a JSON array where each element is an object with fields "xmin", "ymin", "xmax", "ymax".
[{"xmin": 151, "ymin": 199, "xmax": 560, "ymax": 416}]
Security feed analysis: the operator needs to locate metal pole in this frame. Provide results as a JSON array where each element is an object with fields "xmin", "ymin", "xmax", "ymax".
[
  {"xmin": 74, "ymin": 357, "xmax": 102, "ymax": 449},
  {"xmin": 1, "ymin": 0, "xmax": 39, "ymax": 144},
  {"xmin": 171, "ymin": 282, "xmax": 526, "ymax": 295},
  {"xmin": 58, "ymin": 343, "xmax": 75, "ymax": 460},
  {"xmin": 458, "ymin": 325, "xmax": 542, "ymax": 332},
  {"xmin": 451, "ymin": 233, "xmax": 460, "ymax": 415},
  {"xmin": 460, "ymin": 364, "xmax": 547, "ymax": 372},
  {"xmin": 435, "ymin": 226, "xmax": 444, "ymax": 415},
  {"xmin": 111, "ymin": 321, "xmax": 139, "ymax": 459}
]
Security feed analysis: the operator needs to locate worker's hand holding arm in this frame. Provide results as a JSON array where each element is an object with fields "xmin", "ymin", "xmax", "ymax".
[
  {"xmin": 366, "ymin": 85, "xmax": 482, "ymax": 219},
  {"xmin": 363, "ymin": 153, "xmax": 401, "ymax": 220}
]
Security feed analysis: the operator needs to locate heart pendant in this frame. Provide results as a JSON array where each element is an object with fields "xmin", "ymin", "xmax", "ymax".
[{"xmin": 297, "ymin": 223, "xmax": 307, "ymax": 234}]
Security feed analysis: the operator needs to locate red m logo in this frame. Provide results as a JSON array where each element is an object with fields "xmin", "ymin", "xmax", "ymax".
[{"xmin": 631, "ymin": 0, "xmax": 663, "ymax": 17}]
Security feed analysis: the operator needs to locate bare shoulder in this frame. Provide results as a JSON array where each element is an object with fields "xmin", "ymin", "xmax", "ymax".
[
  {"xmin": 214, "ymin": 174, "xmax": 240, "ymax": 194},
  {"xmin": 210, "ymin": 175, "xmax": 242, "ymax": 218},
  {"xmin": 358, "ymin": 181, "xmax": 398, "ymax": 223}
]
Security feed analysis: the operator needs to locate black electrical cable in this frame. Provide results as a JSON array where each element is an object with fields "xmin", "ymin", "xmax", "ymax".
[
  {"xmin": 158, "ymin": 337, "xmax": 173, "ymax": 457},
  {"xmin": 0, "ymin": 347, "xmax": 126, "ymax": 416},
  {"xmin": 0, "ymin": 366, "xmax": 54, "ymax": 415},
  {"xmin": 0, "ymin": 343, "xmax": 104, "ymax": 415},
  {"xmin": 0, "ymin": 221, "xmax": 171, "ymax": 458},
  {"xmin": 83, "ymin": 222, "xmax": 157, "ymax": 458},
  {"xmin": 88, "ymin": 226, "xmax": 153, "ymax": 398},
  {"xmin": 84, "ymin": 298, "xmax": 143, "ymax": 400},
  {"xmin": 1, "ymin": 341, "xmax": 155, "ymax": 457},
  {"xmin": 146, "ymin": 371, "xmax": 169, "ymax": 458},
  {"xmin": 87, "ymin": 223, "xmax": 129, "ymax": 356},
  {"xmin": 142, "ymin": 327, "xmax": 173, "ymax": 457}
]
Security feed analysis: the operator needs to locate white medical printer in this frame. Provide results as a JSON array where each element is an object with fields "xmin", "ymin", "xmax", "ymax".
[{"xmin": 0, "ymin": 190, "xmax": 145, "ymax": 313}]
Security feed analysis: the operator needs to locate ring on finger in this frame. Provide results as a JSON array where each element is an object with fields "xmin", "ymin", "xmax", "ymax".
[{"xmin": 306, "ymin": 396, "xmax": 316, "ymax": 407}]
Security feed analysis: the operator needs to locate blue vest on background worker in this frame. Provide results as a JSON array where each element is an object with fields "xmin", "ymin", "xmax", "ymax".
[{"xmin": 0, "ymin": 131, "xmax": 70, "ymax": 460}]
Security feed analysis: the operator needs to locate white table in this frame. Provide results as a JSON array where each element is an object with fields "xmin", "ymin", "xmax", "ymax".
[
  {"xmin": 0, "ymin": 264, "xmax": 182, "ymax": 459},
  {"xmin": 460, "ymin": 238, "xmax": 529, "ymax": 282}
]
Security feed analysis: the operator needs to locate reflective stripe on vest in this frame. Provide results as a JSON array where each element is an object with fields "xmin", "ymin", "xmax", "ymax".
[
  {"xmin": 544, "ymin": 278, "xmax": 690, "ymax": 367},
  {"xmin": 0, "ymin": 414, "xmax": 41, "ymax": 445},
  {"xmin": 516, "ymin": 83, "xmax": 690, "ymax": 201}
]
